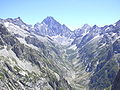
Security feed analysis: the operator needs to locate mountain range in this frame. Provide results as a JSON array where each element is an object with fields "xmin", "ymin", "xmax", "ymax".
[{"xmin": 0, "ymin": 16, "xmax": 120, "ymax": 90}]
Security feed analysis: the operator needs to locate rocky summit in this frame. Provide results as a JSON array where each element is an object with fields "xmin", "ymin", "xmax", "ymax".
[{"xmin": 0, "ymin": 16, "xmax": 120, "ymax": 90}]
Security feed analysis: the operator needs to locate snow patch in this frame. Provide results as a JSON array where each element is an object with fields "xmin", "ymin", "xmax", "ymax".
[
  {"xmin": 51, "ymin": 35, "xmax": 74, "ymax": 46},
  {"xmin": 17, "ymin": 37, "xmax": 38, "ymax": 50},
  {"xmin": 4, "ymin": 22, "xmax": 30, "ymax": 38},
  {"xmin": 4, "ymin": 22, "xmax": 9, "ymax": 27},
  {"xmin": 69, "ymin": 44, "xmax": 77, "ymax": 50}
]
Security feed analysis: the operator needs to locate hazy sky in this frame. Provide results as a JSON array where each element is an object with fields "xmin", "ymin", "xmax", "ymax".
[{"xmin": 1, "ymin": 0, "xmax": 120, "ymax": 30}]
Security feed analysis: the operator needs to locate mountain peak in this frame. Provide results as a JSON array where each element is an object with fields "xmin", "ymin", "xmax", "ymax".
[
  {"xmin": 41, "ymin": 16, "xmax": 60, "ymax": 25},
  {"xmin": 33, "ymin": 16, "xmax": 74, "ymax": 38},
  {"xmin": 81, "ymin": 24, "xmax": 91, "ymax": 30},
  {"xmin": 5, "ymin": 17, "xmax": 32, "ymax": 29},
  {"xmin": 46, "ymin": 16, "xmax": 54, "ymax": 20},
  {"xmin": 6, "ymin": 17, "xmax": 23, "ymax": 22},
  {"xmin": 92, "ymin": 25, "xmax": 99, "ymax": 29},
  {"xmin": 115, "ymin": 20, "xmax": 120, "ymax": 27},
  {"xmin": 14, "ymin": 17, "xmax": 22, "ymax": 21},
  {"xmin": 83, "ymin": 24, "xmax": 91, "ymax": 27}
]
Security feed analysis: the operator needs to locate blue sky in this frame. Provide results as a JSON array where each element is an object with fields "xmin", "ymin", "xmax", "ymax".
[{"xmin": 1, "ymin": 0, "xmax": 120, "ymax": 30}]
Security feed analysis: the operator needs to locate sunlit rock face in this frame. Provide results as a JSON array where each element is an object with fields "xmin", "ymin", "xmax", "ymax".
[{"xmin": 34, "ymin": 16, "xmax": 74, "ymax": 38}]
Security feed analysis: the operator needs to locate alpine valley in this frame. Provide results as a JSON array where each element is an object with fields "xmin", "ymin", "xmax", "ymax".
[{"xmin": 0, "ymin": 16, "xmax": 120, "ymax": 90}]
